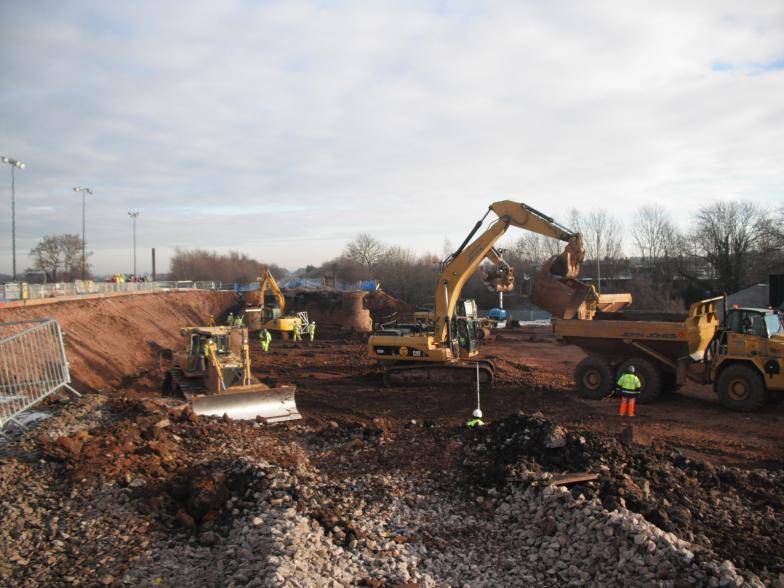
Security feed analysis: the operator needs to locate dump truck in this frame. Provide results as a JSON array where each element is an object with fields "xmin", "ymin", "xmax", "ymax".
[
  {"xmin": 163, "ymin": 325, "xmax": 301, "ymax": 422},
  {"xmin": 554, "ymin": 297, "xmax": 784, "ymax": 411}
]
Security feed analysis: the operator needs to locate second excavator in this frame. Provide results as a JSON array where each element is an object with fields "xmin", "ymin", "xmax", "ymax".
[
  {"xmin": 244, "ymin": 267, "xmax": 309, "ymax": 338},
  {"xmin": 367, "ymin": 200, "xmax": 596, "ymax": 386}
]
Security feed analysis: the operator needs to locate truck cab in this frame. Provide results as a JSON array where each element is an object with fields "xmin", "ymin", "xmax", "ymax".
[{"xmin": 711, "ymin": 307, "xmax": 784, "ymax": 410}]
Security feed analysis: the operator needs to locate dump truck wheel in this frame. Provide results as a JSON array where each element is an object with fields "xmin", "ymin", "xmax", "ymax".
[
  {"xmin": 618, "ymin": 358, "xmax": 661, "ymax": 404},
  {"xmin": 716, "ymin": 364, "xmax": 767, "ymax": 412},
  {"xmin": 574, "ymin": 356, "xmax": 613, "ymax": 400},
  {"xmin": 661, "ymin": 372, "xmax": 679, "ymax": 395}
]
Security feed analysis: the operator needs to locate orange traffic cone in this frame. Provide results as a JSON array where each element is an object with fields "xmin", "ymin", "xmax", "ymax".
[{"xmin": 619, "ymin": 398, "xmax": 628, "ymax": 416}]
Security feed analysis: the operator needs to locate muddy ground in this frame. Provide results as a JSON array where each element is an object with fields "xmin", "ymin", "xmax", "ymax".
[
  {"xmin": 1, "ymin": 297, "xmax": 783, "ymax": 586},
  {"xmin": 247, "ymin": 325, "xmax": 784, "ymax": 469}
]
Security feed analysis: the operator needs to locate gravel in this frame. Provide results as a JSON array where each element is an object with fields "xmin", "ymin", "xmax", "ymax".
[{"xmin": 0, "ymin": 396, "xmax": 780, "ymax": 587}]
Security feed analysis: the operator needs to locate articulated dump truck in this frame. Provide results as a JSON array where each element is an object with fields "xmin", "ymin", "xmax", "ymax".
[{"xmin": 554, "ymin": 297, "xmax": 784, "ymax": 412}]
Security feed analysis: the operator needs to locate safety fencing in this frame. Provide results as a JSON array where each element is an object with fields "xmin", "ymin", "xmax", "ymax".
[
  {"xmin": 1, "ymin": 277, "xmax": 379, "ymax": 302},
  {"xmin": 0, "ymin": 319, "xmax": 78, "ymax": 431},
  {"xmin": 272, "ymin": 278, "xmax": 380, "ymax": 292},
  {"xmin": 0, "ymin": 280, "xmax": 225, "ymax": 303}
]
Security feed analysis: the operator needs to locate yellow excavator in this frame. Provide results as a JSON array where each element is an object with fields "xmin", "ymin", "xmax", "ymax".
[
  {"xmin": 244, "ymin": 267, "xmax": 309, "ymax": 338},
  {"xmin": 163, "ymin": 325, "xmax": 301, "ymax": 422},
  {"xmin": 367, "ymin": 200, "xmax": 599, "ymax": 386}
]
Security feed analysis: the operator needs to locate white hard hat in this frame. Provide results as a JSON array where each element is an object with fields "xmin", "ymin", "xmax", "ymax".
[{"xmin": 472, "ymin": 408, "xmax": 483, "ymax": 419}]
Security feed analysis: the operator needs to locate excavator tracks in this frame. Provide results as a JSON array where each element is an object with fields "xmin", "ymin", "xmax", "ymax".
[{"xmin": 382, "ymin": 360, "xmax": 495, "ymax": 388}]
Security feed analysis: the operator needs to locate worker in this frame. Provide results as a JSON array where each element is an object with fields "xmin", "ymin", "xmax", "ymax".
[
  {"xmin": 208, "ymin": 314, "xmax": 216, "ymax": 327},
  {"xmin": 226, "ymin": 312, "xmax": 235, "ymax": 326},
  {"xmin": 235, "ymin": 314, "xmax": 244, "ymax": 327},
  {"xmin": 292, "ymin": 325, "xmax": 302, "ymax": 342},
  {"xmin": 308, "ymin": 321, "xmax": 316, "ymax": 343},
  {"xmin": 260, "ymin": 328, "xmax": 271, "ymax": 353},
  {"xmin": 617, "ymin": 365, "xmax": 642, "ymax": 417},
  {"xmin": 201, "ymin": 338, "xmax": 213, "ymax": 370},
  {"xmin": 466, "ymin": 408, "xmax": 485, "ymax": 427}
]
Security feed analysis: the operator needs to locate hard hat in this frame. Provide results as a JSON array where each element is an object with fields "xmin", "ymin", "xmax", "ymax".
[
  {"xmin": 627, "ymin": 365, "xmax": 636, "ymax": 374},
  {"xmin": 472, "ymin": 408, "xmax": 483, "ymax": 419}
]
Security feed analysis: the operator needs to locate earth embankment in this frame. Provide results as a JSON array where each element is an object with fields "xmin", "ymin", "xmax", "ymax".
[{"xmin": 0, "ymin": 290, "xmax": 237, "ymax": 391}]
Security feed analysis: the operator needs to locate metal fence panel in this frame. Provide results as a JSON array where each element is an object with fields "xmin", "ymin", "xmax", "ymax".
[
  {"xmin": 0, "ymin": 319, "xmax": 77, "ymax": 430},
  {"xmin": 0, "ymin": 279, "xmax": 228, "ymax": 302}
]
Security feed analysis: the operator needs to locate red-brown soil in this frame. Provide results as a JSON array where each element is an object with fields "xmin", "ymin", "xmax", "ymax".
[
  {"xmin": 4, "ymin": 287, "xmax": 780, "ymax": 467},
  {"xmin": 0, "ymin": 291, "xmax": 236, "ymax": 392},
  {"xmin": 2, "ymin": 295, "xmax": 782, "ymax": 586},
  {"xmin": 241, "ymin": 325, "xmax": 784, "ymax": 469}
]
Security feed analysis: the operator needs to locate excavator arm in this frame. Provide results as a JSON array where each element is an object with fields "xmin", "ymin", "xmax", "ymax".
[
  {"xmin": 434, "ymin": 200, "xmax": 587, "ymax": 342},
  {"xmin": 257, "ymin": 267, "xmax": 286, "ymax": 314}
]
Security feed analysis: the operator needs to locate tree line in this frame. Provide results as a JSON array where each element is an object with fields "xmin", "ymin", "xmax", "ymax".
[
  {"xmin": 25, "ymin": 199, "xmax": 782, "ymax": 310},
  {"xmin": 318, "ymin": 200, "xmax": 784, "ymax": 310}
]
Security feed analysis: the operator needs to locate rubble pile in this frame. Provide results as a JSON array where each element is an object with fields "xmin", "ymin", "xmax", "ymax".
[
  {"xmin": 463, "ymin": 412, "xmax": 784, "ymax": 584},
  {"xmin": 1, "ymin": 396, "xmax": 781, "ymax": 586}
]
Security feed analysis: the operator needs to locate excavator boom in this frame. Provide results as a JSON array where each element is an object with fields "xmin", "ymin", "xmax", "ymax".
[{"xmin": 435, "ymin": 200, "xmax": 587, "ymax": 341}]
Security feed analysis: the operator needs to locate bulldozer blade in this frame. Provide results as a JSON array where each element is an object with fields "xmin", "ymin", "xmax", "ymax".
[
  {"xmin": 530, "ymin": 256, "xmax": 593, "ymax": 319},
  {"xmin": 189, "ymin": 385, "xmax": 301, "ymax": 423}
]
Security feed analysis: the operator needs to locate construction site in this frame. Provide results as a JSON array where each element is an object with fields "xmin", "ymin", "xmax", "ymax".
[{"xmin": 1, "ymin": 200, "xmax": 783, "ymax": 588}]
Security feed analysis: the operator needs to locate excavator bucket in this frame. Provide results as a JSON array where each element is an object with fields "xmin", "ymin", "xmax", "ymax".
[
  {"xmin": 483, "ymin": 267, "xmax": 515, "ymax": 293},
  {"xmin": 188, "ymin": 384, "xmax": 301, "ymax": 423},
  {"xmin": 530, "ymin": 235, "xmax": 593, "ymax": 319}
]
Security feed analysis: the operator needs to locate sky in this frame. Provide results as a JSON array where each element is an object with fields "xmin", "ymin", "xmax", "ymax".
[{"xmin": 1, "ymin": 0, "xmax": 783, "ymax": 277}]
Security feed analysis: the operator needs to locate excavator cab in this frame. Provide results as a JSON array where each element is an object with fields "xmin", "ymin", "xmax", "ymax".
[{"xmin": 454, "ymin": 317, "xmax": 479, "ymax": 354}]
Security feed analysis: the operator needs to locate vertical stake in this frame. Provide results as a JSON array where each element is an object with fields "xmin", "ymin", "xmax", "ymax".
[{"xmin": 475, "ymin": 361, "xmax": 481, "ymax": 413}]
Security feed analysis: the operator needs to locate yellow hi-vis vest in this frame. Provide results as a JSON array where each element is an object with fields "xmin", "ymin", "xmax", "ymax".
[{"xmin": 617, "ymin": 373, "xmax": 642, "ymax": 394}]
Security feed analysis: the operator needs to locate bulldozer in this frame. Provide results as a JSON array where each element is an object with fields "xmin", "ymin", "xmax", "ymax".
[
  {"xmin": 163, "ymin": 325, "xmax": 301, "ymax": 422},
  {"xmin": 368, "ymin": 200, "xmax": 604, "ymax": 386},
  {"xmin": 244, "ymin": 267, "xmax": 309, "ymax": 338}
]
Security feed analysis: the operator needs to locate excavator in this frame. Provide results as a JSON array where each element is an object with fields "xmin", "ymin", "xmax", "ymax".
[
  {"xmin": 163, "ymin": 325, "xmax": 301, "ymax": 422},
  {"xmin": 244, "ymin": 267, "xmax": 309, "ymax": 338},
  {"xmin": 367, "ymin": 200, "xmax": 602, "ymax": 386}
]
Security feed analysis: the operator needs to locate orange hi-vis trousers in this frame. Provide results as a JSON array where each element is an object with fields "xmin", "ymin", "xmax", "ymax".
[{"xmin": 619, "ymin": 397, "xmax": 636, "ymax": 417}]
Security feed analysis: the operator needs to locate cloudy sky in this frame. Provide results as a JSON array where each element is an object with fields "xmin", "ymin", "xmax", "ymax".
[{"xmin": 1, "ymin": 0, "xmax": 782, "ymax": 276}]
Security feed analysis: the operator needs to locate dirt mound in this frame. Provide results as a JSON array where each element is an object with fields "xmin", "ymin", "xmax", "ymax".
[
  {"xmin": 0, "ymin": 291, "xmax": 235, "ymax": 392},
  {"xmin": 462, "ymin": 412, "xmax": 784, "ymax": 582},
  {"xmin": 365, "ymin": 290, "xmax": 417, "ymax": 324},
  {"xmin": 39, "ymin": 397, "xmax": 308, "ymax": 529}
]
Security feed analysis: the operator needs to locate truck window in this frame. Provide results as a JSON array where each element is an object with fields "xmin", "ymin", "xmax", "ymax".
[{"xmin": 764, "ymin": 314, "xmax": 783, "ymax": 337}]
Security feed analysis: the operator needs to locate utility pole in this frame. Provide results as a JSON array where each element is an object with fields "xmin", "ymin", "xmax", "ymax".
[
  {"xmin": 72, "ymin": 187, "xmax": 93, "ymax": 280},
  {"xmin": 128, "ymin": 211, "xmax": 139, "ymax": 277},
  {"xmin": 2, "ymin": 156, "xmax": 26, "ymax": 280}
]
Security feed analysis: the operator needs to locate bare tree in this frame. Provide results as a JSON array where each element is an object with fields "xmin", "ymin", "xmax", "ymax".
[
  {"xmin": 30, "ymin": 236, "xmax": 62, "ymax": 281},
  {"xmin": 633, "ymin": 205, "xmax": 679, "ymax": 266},
  {"xmin": 579, "ymin": 210, "xmax": 624, "ymax": 290},
  {"xmin": 693, "ymin": 201, "xmax": 766, "ymax": 293},
  {"xmin": 344, "ymin": 233, "xmax": 386, "ymax": 271},
  {"xmin": 442, "ymin": 237, "xmax": 454, "ymax": 259},
  {"xmin": 169, "ymin": 249, "xmax": 286, "ymax": 283},
  {"xmin": 59, "ymin": 234, "xmax": 90, "ymax": 280},
  {"xmin": 29, "ymin": 234, "xmax": 92, "ymax": 281},
  {"xmin": 511, "ymin": 233, "xmax": 562, "ymax": 266}
]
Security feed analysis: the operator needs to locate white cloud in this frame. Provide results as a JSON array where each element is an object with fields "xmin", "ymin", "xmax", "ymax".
[{"xmin": 0, "ymin": 0, "xmax": 782, "ymax": 275}]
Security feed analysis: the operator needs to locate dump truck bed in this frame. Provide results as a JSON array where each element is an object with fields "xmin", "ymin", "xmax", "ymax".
[{"xmin": 553, "ymin": 297, "xmax": 722, "ymax": 363}]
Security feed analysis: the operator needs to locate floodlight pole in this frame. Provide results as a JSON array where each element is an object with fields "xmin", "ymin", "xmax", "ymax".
[
  {"xmin": 2, "ymin": 156, "xmax": 26, "ymax": 280},
  {"xmin": 72, "ymin": 187, "xmax": 93, "ymax": 280},
  {"xmin": 128, "ymin": 211, "xmax": 139, "ymax": 277}
]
